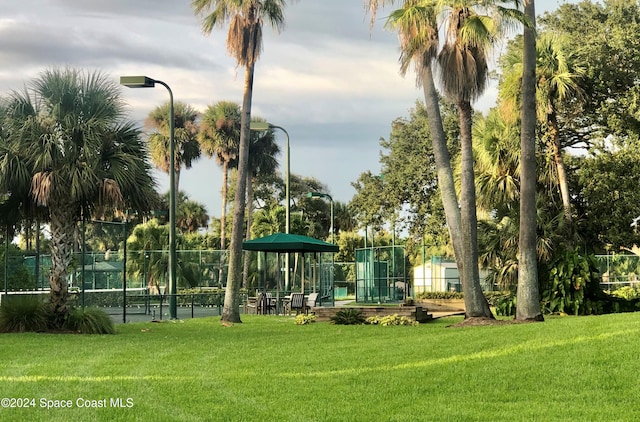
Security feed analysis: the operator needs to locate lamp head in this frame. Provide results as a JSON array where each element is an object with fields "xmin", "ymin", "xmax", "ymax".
[{"xmin": 120, "ymin": 76, "xmax": 156, "ymax": 88}]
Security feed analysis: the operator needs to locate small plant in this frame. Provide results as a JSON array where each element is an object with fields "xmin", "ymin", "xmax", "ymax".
[
  {"xmin": 366, "ymin": 314, "xmax": 418, "ymax": 326},
  {"xmin": 330, "ymin": 308, "xmax": 366, "ymax": 325},
  {"xmin": 294, "ymin": 314, "xmax": 316, "ymax": 325},
  {"xmin": 67, "ymin": 307, "xmax": 115, "ymax": 334},
  {"xmin": 611, "ymin": 286, "xmax": 640, "ymax": 301},
  {"xmin": 0, "ymin": 296, "xmax": 50, "ymax": 333}
]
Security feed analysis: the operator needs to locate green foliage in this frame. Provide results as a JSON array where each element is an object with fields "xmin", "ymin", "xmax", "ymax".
[
  {"xmin": 294, "ymin": 314, "xmax": 316, "ymax": 325},
  {"xmin": 67, "ymin": 307, "xmax": 115, "ymax": 334},
  {"xmin": 416, "ymin": 291, "xmax": 464, "ymax": 300},
  {"xmin": 610, "ymin": 286, "xmax": 640, "ymax": 301},
  {"xmin": 366, "ymin": 314, "xmax": 418, "ymax": 326},
  {"xmin": 329, "ymin": 308, "xmax": 366, "ymax": 325},
  {"xmin": 488, "ymin": 293, "xmax": 517, "ymax": 317},
  {"xmin": 0, "ymin": 296, "xmax": 50, "ymax": 333},
  {"xmin": 540, "ymin": 248, "xmax": 598, "ymax": 315}
]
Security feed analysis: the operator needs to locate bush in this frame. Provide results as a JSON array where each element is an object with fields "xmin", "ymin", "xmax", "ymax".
[
  {"xmin": 294, "ymin": 314, "xmax": 316, "ymax": 325},
  {"xmin": 610, "ymin": 286, "xmax": 640, "ymax": 301},
  {"xmin": 66, "ymin": 307, "xmax": 115, "ymax": 334},
  {"xmin": 416, "ymin": 291, "xmax": 464, "ymax": 300},
  {"xmin": 330, "ymin": 308, "xmax": 365, "ymax": 325},
  {"xmin": 0, "ymin": 296, "xmax": 50, "ymax": 333},
  {"xmin": 366, "ymin": 314, "xmax": 418, "ymax": 326},
  {"xmin": 489, "ymin": 293, "xmax": 517, "ymax": 317}
]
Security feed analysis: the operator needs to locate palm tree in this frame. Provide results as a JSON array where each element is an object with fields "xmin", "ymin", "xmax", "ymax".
[
  {"xmin": 368, "ymin": 0, "xmax": 472, "ymax": 312},
  {"xmin": 198, "ymin": 100, "xmax": 241, "ymax": 250},
  {"xmin": 0, "ymin": 68, "xmax": 156, "ymax": 326},
  {"xmin": 178, "ymin": 199, "xmax": 209, "ymax": 233},
  {"xmin": 501, "ymin": 32, "xmax": 585, "ymax": 227},
  {"xmin": 146, "ymin": 101, "xmax": 201, "ymax": 194},
  {"xmin": 434, "ymin": 0, "xmax": 524, "ymax": 318},
  {"xmin": 517, "ymin": 0, "xmax": 542, "ymax": 321},
  {"xmin": 251, "ymin": 205, "xmax": 286, "ymax": 238},
  {"xmin": 193, "ymin": 0, "xmax": 291, "ymax": 323}
]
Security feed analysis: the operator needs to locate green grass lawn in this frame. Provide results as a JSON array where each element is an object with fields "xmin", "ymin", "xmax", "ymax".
[{"xmin": 1, "ymin": 312, "xmax": 640, "ymax": 421}]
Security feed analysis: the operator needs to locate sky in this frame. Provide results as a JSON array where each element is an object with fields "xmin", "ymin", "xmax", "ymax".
[{"xmin": 0, "ymin": 0, "xmax": 577, "ymax": 218}]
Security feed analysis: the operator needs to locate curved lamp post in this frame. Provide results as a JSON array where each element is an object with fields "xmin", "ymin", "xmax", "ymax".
[
  {"xmin": 120, "ymin": 76, "xmax": 177, "ymax": 320},
  {"xmin": 249, "ymin": 121, "xmax": 290, "ymax": 233},
  {"xmin": 250, "ymin": 121, "xmax": 291, "ymax": 289}
]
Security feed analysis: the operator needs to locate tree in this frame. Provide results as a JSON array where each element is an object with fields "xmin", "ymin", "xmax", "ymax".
[
  {"xmin": 367, "ymin": 0, "xmax": 523, "ymax": 318},
  {"xmin": 435, "ymin": 0, "xmax": 524, "ymax": 318},
  {"xmin": 518, "ymin": 0, "xmax": 541, "ymax": 321},
  {"xmin": 177, "ymin": 198, "xmax": 209, "ymax": 233},
  {"xmin": 501, "ymin": 32, "xmax": 585, "ymax": 228},
  {"xmin": 0, "ymin": 68, "xmax": 156, "ymax": 326},
  {"xmin": 193, "ymin": 0, "xmax": 292, "ymax": 323},
  {"xmin": 540, "ymin": 0, "xmax": 640, "ymax": 143},
  {"xmin": 146, "ymin": 101, "xmax": 201, "ymax": 194},
  {"xmin": 198, "ymin": 100, "xmax": 241, "ymax": 250}
]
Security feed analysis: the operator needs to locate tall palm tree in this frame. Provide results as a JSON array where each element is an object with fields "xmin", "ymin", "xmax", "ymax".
[
  {"xmin": 146, "ymin": 101, "xmax": 201, "ymax": 194},
  {"xmin": 0, "ymin": 68, "xmax": 156, "ymax": 326},
  {"xmin": 517, "ymin": 0, "xmax": 542, "ymax": 321},
  {"xmin": 193, "ymin": 0, "xmax": 291, "ymax": 323},
  {"xmin": 501, "ymin": 32, "xmax": 585, "ymax": 227},
  {"xmin": 198, "ymin": 100, "xmax": 241, "ymax": 250},
  {"xmin": 435, "ymin": 0, "xmax": 524, "ymax": 318},
  {"xmin": 372, "ymin": 0, "xmax": 527, "ymax": 318}
]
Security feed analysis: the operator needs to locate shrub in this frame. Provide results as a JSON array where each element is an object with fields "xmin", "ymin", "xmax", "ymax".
[
  {"xmin": 366, "ymin": 314, "xmax": 418, "ymax": 326},
  {"xmin": 0, "ymin": 296, "xmax": 50, "ymax": 333},
  {"xmin": 295, "ymin": 314, "xmax": 316, "ymax": 325},
  {"xmin": 66, "ymin": 307, "xmax": 115, "ymax": 334},
  {"xmin": 330, "ymin": 308, "xmax": 365, "ymax": 325},
  {"xmin": 490, "ymin": 293, "xmax": 517, "ymax": 317},
  {"xmin": 416, "ymin": 291, "xmax": 464, "ymax": 300},
  {"xmin": 610, "ymin": 286, "xmax": 640, "ymax": 301}
]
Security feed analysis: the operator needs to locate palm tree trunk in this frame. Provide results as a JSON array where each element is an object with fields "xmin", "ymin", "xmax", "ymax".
[
  {"xmin": 175, "ymin": 169, "xmax": 181, "ymax": 196},
  {"xmin": 549, "ymin": 112, "xmax": 572, "ymax": 226},
  {"xmin": 218, "ymin": 162, "xmax": 228, "ymax": 288},
  {"xmin": 420, "ymin": 66, "xmax": 465, "ymax": 280},
  {"xmin": 222, "ymin": 62, "xmax": 254, "ymax": 323},
  {"xmin": 458, "ymin": 100, "xmax": 494, "ymax": 319},
  {"xmin": 516, "ymin": 0, "xmax": 543, "ymax": 321},
  {"xmin": 243, "ymin": 173, "xmax": 255, "ymax": 289},
  {"xmin": 48, "ymin": 202, "xmax": 76, "ymax": 327},
  {"xmin": 220, "ymin": 162, "xmax": 228, "ymax": 250}
]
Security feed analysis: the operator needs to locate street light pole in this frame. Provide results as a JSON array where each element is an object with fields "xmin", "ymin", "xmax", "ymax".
[
  {"xmin": 120, "ymin": 76, "xmax": 177, "ymax": 320},
  {"xmin": 250, "ymin": 121, "xmax": 291, "ymax": 288},
  {"xmin": 249, "ymin": 122, "xmax": 290, "ymax": 233}
]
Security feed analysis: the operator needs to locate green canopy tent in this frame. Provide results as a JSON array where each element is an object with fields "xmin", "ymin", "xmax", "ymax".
[{"xmin": 242, "ymin": 233, "xmax": 338, "ymax": 310}]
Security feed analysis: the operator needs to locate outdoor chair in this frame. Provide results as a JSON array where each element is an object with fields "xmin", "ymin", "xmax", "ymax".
[
  {"xmin": 257, "ymin": 292, "xmax": 276, "ymax": 315},
  {"xmin": 289, "ymin": 293, "xmax": 306, "ymax": 315},
  {"xmin": 305, "ymin": 292, "xmax": 319, "ymax": 314}
]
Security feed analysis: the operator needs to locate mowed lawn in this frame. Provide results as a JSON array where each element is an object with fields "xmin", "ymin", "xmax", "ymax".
[{"xmin": 1, "ymin": 312, "xmax": 640, "ymax": 421}]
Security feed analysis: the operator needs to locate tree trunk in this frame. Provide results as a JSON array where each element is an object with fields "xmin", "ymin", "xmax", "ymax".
[
  {"xmin": 549, "ymin": 111, "xmax": 572, "ymax": 226},
  {"xmin": 516, "ymin": 0, "xmax": 543, "ymax": 321},
  {"xmin": 243, "ymin": 173, "xmax": 255, "ymax": 289},
  {"xmin": 48, "ymin": 202, "xmax": 76, "ymax": 328},
  {"xmin": 420, "ymin": 66, "xmax": 464, "ymax": 280},
  {"xmin": 221, "ymin": 63, "xmax": 255, "ymax": 323},
  {"xmin": 457, "ymin": 100, "xmax": 494, "ymax": 319},
  {"xmin": 420, "ymin": 66, "xmax": 492, "ymax": 319},
  {"xmin": 218, "ymin": 161, "xmax": 228, "ymax": 287},
  {"xmin": 220, "ymin": 161, "xmax": 228, "ymax": 250}
]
